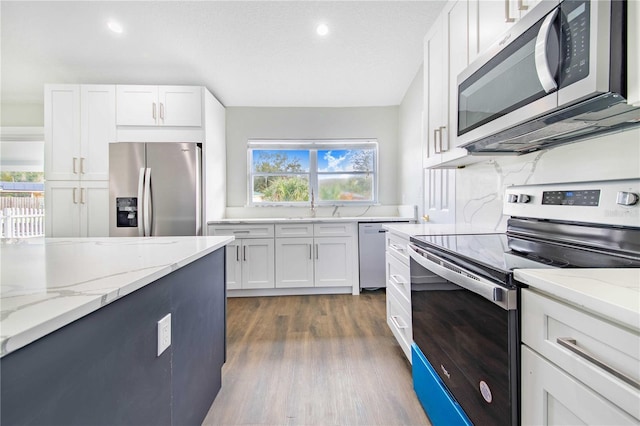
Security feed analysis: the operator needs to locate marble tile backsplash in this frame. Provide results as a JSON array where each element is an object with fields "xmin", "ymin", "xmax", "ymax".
[{"xmin": 455, "ymin": 128, "xmax": 640, "ymax": 230}]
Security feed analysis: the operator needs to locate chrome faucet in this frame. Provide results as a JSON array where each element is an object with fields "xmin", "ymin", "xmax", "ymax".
[
  {"xmin": 331, "ymin": 205, "xmax": 340, "ymax": 217},
  {"xmin": 310, "ymin": 188, "xmax": 316, "ymax": 217}
]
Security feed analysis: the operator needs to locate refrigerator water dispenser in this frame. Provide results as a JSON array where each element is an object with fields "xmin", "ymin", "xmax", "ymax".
[{"xmin": 116, "ymin": 197, "xmax": 138, "ymax": 227}]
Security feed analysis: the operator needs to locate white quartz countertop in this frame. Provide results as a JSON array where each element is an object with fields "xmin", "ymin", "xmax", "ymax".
[
  {"xmin": 515, "ymin": 269, "xmax": 640, "ymax": 331},
  {"xmin": 0, "ymin": 236, "xmax": 234, "ymax": 357},
  {"xmin": 208, "ymin": 216, "xmax": 414, "ymax": 225},
  {"xmin": 382, "ymin": 223, "xmax": 501, "ymax": 239}
]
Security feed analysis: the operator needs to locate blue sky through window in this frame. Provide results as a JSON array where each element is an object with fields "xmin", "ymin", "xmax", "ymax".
[{"xmin": 252, "ymin": 150, "xmax": 309, "ymax": 172}]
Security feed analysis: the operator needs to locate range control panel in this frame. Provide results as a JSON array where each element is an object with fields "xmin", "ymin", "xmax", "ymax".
[
  {"xmin": 542, "ymin": 189, "xmax": 600, "ymax": 206},
  {"xmin": 503, "ymin": 179, "xmax": 640, "ymax": 228}
]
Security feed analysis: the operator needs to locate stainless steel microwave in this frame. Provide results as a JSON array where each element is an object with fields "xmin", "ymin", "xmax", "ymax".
[{"xmin": 457, "ymin": 0, "xmax": 639, "ymax": 154}]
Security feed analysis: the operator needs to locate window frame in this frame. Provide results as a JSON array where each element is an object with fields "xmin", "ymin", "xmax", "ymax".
[{"xmin": 247, "ymin": 139, "xmax": 378, "ymax": 207}]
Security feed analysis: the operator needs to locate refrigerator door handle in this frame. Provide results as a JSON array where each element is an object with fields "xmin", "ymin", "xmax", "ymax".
[
  {"xmin": 137, "ymin": 167, "xmax": 146, "ymax": 236},
  {"xmin": 144, "ymin": 168, "xmax": 152, "ymax": 236}
]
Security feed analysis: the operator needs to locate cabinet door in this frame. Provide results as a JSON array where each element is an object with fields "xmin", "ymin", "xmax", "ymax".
[
  {"xmin": 477, "ymin": 0, "xmax": 517, "ymax": 54},
  {"xmin": 314, "ymin": 237, "xmax": 353, "ymax": 287},
  {"xmin": 45, "ymin": 85, "xmax": 80, "ymax": 181},
  {"xmin": 424, "ymin": 19, "xmax": 447, "ymax": 162},
  {"xmin": 521, "ymin": 346, "xmax": 638, "ymax": 425},
  {"xmin": 80, "ymin": 181, "xmax": 109, "ymax": 237},
  {"xmin": 45, "ymin": 181, "xmax": 81, "ymax": 237},
  {"xmin": 225, "ymin": 241, "xmax": 242, "ymax": 290},
  {"xmin": 81, "ymin": 85, "xmax": 115, "ymax": 180},
  {"xmin": 158, "ymin": 86, "xmax": 202, "ymax": 127},
  {"xmin": 116, "ymin": 85, "xmax": 158, "ymax": 126},
  {"xmin": 241, "ymin": 239, "xmax": 275, "ymax": 289},
  {"xmin": 275, "ymin": 237, "xmax": 314, "ymax": 288},
  {"xmin": 448, "ymin": 0, "xmax": 468, "ymax": 149}
]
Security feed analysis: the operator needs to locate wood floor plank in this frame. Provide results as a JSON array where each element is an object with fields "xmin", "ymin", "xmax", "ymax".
[{"xmin": 202, "ymin": 291, "xmax": 430, "ymax": 426}]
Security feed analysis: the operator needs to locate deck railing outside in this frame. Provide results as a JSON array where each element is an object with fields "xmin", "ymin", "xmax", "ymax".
[{"xmin": 0, "ymin": 208, "xmax": 45, "ymax": 238}]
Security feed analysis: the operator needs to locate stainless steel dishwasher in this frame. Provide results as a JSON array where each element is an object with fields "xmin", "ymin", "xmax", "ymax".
[{"xmin": 359, "ymin": 222, "xmax": 409, "ymax": 290}]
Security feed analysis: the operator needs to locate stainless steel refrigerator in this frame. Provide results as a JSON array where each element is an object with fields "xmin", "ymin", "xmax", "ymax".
[{"xmin": 109, "ymin": 142, "xmax": 202, "ymax": 237}]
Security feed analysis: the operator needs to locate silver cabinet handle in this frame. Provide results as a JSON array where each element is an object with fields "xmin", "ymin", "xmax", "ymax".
[
  {"xmin": 80, "ymin": 188, "xmax": 86, "ymax": 204},
  {"xmin": 390, "ymin": 274, "xmax": 407, "ymax": 286},
  {"xmin": 390, "ymin": 315, "xmax": 408, "ymax": 330},
  {"xmin": 556, "ymin": 337, "xmax": 640, "ymax": 390},
  {"xmin": 73, "ymin": 157, "xmax": 78, "ymax": 174},
  {"xmin": 152, "ymin": 102, "xmax": 157, "ymax": 120},
  {"xmin": 433, "ymin": 128, "xmax": 441, "ymax": 154},
  {"xmin": 438, "ymin": 125, "xmax": 446, "ymax": 152},
  {"xmin": 160, "ymin": 102, "xmax": 165, "ymax": 121},
  {"xmin": 233, "ymin": 230, "xmax": 250, "ymax": 234},
  {"xmin": 243, "ymin": 246, "xmax": 247, "ymax": 262},
  {"xmin": 505, "ymin": 0, "xmax": 516, "ymax": 22},
  {"xmin": 80, "ymin": 157, "xmax": 85, "ymax": 174},
  {"xmin": 309, "ymin": 244, "xmax": 312, "ymax": 260},
  {"xmin": 315, "ymin": 244, "xmax": 319, "ymax": 259},
  {"xmin": 389, "ymin": 243, "xmax": 405, "ymax": 252},
  {"xmin": 534, "ymin": 8, "xmax": 559, "ymax": 93},
  {"xmin": 518, "ymin": 0, "xmax": 528, "ymax": 11},
  {"xmin": 72, "ymin": 187, "xmax": 78, "ymax": 204},
  {"xmin": 236, "ymin": 245, "xmax": 240, "ymax": 262}
]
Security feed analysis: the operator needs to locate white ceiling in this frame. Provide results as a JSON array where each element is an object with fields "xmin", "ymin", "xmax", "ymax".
[{"xmin": 1, "ymin": 1, "xmax": 446, "ymax": 108}]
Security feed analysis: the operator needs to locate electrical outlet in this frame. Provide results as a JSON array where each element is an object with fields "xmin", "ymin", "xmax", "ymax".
[{"xmin": 157, "ymin": 313, "xmax": 171, "ymax": 357}]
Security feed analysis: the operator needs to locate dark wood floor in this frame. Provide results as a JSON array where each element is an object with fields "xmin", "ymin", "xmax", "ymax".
[{"xmin": 202, "ymin": 290, "xmax": 430, "ymax": 425}]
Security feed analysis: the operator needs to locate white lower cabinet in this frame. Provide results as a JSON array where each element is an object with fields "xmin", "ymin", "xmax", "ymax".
[
  {"xmin": 314, "ymin": 237, "xmax": 354, "ymax": 287},
  {"xmin": 522, "ymin": 346, "xmax": 638, "ymax": 426},
  {"xmin": 275, "ymin": 223, "xmax": 355, "ymax": 289},
  {"xmin": 521, "ymin": 289, "xmax": 640, "ymax": 424},
  {"xmin": 275, "ymin": 237, "xmax": 314, "ymax": 288},
  {"xmin": 224, "ymin": 239, "xmax": 275, "ymax": 290},
  {"xmin": 385, "ymin": 229, "xmax": 412, "ymax": 362},
  {"xmin": 45, "ymin": 181, "xmax": 109, "ymax": 237}
]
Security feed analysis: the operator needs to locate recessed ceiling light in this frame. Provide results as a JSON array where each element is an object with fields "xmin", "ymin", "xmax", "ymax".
[
  {"xmin": 316, "ymin": 23, "xmax": 329, "ymax": 37},
  {"xmin": 107, "ymin": 20, "xmax": 123, "ymax": 34}
]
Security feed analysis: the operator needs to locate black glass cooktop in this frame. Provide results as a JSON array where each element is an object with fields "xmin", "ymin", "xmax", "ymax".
[{"xmin": 410, "ymin": 233, "xmax": 640, "ymax": 286}]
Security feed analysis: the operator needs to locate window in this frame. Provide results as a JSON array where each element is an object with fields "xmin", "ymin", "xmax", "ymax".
[{"xmin": 248, "ymin": 140, "xmax": 377, "ymax": 205}]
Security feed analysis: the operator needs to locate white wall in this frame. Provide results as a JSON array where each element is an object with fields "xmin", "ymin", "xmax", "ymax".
[
  {"xmin": 225, "ymin": 106, "xmax": 399, "ymax": 209},
  {"xmin": 1, "ymin": 102, "xmax": 44, "ymax": 126},
  {"xmin": 398, "ymin": 66, "xmax": 425, "ymax": 219}
]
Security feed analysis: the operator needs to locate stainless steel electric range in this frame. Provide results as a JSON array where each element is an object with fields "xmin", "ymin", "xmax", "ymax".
[{"xmin": 408, "ymin": 179, "xmax": 640, "ymax": 426}]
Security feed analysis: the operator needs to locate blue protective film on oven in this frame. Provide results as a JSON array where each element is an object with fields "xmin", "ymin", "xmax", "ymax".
[{"xmin": 412, "ymin": 343, "xmax": 472, "ymax": 426}]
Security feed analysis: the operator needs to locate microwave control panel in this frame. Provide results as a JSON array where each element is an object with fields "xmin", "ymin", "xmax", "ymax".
[{"xmin": 560, "ymin": 0, "xmax": 590, "ymax": 87}]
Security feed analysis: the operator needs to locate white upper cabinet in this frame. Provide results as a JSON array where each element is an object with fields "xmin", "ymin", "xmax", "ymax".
[
  {"xmin": 116, "ymin": 85, "xmax": 202, "ymax": 127},
  {"xmin": 469, "ymin": 0, "xmax": 542, "ymax": 63},
  {"xmin": 45, "ymin": 84, "xmax": 114, "ymax": 181},
  {"xmin": 628, "ymin": 0, "xmax": 640, "ymax": 106}
]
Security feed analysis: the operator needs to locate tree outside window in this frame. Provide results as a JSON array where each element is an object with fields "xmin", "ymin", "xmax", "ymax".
[{"xmin": 249, "ymin": 141, "xmax": 377, "ymax": 205}]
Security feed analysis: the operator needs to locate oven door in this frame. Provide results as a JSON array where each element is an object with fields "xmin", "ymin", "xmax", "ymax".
[{"xmin": 409, "ymin": 243, "xmax": 519, "ymax": 426}]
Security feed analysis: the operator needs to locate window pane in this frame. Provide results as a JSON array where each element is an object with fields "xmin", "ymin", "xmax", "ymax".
[
  {"xmin": 318, "ymin": 174, "xmax": 373, "ymax": 201},
  {"xmin": 253, "ymin": 175, "xmax": 309, "ymax": 203},
  {"xmin": 252, "ymin": 150, "xmax": 310, "ymax": 173},
  {"xmin": 317, "ymin": 149, "xmax": 374, "ymax": 172}
]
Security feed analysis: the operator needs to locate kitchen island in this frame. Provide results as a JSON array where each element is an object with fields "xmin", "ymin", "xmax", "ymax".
[{"xmin": 0, "ymin": 236, "xmax": 233, "ymax": 426}]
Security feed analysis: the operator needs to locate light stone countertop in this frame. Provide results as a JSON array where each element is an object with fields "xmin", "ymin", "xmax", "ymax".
[
  {"xmin": 515, "ymin": 269, "xmax": 640, "ymax": 331},
  {"xmin": 382, "ymin": 223, "xmax": 501, "ymax": 239},
  {"xmin": 0, "ymin": 236, "xmax": 234, "ymax": 358},
  {"xmin": 208, "ymin": 216, "xmax": 414, "ymax": 225}
]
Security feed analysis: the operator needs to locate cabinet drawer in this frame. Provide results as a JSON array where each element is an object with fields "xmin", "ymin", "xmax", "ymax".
[
  {"xmin": 386, "ymin": 231, "xmax": 409, "ymax": 264},
  {"xmin": 522, "ymin": 289, "xmax": 640, "ymax": 419},
  {"xmin": 209, "ymin": 224, "xmax": 275, "ymax": 238},
  {"xmin": 387, "ymin": 289, "xmax": 412, "ymax": 363},
  {"xmin": 386, "ymin": 252, "xmax": 410, "ymax": 307},
  {"xmin": 522, "ymin": 346, "xmax": 638, "ymax": 425},
  {"xmin": 313, "ymin": 223, "xmax": 355, "ymax": 237},
  {"xmin": 275, "ymin": 223, "xmax": 313, "ymax": 237}
]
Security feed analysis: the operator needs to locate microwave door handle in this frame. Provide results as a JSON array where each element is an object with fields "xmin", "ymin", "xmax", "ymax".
[{"xmin": 534, "ymin": 8, "xmax": 559, "ymax": 93}]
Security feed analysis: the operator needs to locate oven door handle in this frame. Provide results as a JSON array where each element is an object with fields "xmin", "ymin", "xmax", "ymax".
[{"xmin": 408, "ymin": 244, "xmax": 517, "ymax": 310}]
